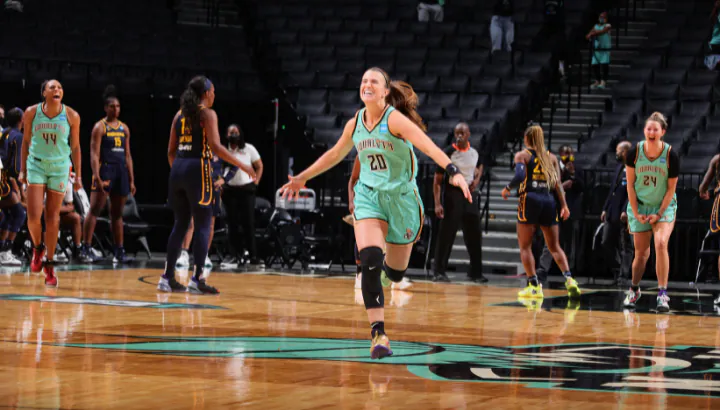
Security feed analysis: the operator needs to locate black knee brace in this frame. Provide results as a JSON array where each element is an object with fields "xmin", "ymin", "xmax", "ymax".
[
  {"xmin": 383, "ymin": 262, "xmax": 407, "ymax": 283},
  {"xmin": 360, "ymin": 246, "xmax": 384, "ymax": 309}
]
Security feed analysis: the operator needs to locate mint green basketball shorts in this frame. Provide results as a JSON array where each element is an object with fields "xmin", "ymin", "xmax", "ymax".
[
  {"xmin": 27, "ymin": 156, "xmax": 71, "ymax": 193},
  {"xmin": 353, "ymin": 182, "xmax": 424, "ymax": 245},
  {"xmin": 626, "ymin": 199, "xmax": 677, "ymax": 233}
]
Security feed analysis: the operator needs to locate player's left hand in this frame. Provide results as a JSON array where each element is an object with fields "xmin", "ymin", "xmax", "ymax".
[
  {"xmin": 560, "ymin": 206, "xmax": 570, "ymax": 221},
  {"xmin": 647, "ymin": 213, "xmax": 660, "ymax": 225},
  {"xmin": 130, "ymin": 182, "xmax": 137, "ymax": 196},
  {"xmin": 450, "ymin": 174, "xmax": 472, "ymax": 203},
  {"xmin": 280, "ymin": 174, "xmax": 307, "ymax": 200}
]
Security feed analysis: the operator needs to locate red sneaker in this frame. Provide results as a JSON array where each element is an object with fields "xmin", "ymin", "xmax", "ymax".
[
  {"xmin": 44, "ymin": 264, "xmax": 57, "ymax": 288},
  {"xmin": 30, "ymin": 245, "xmax": 45, "ymax": 273}
]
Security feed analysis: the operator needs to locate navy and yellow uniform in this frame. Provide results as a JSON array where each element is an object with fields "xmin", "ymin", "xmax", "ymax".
[
  {"xmin": 517, "ymin": 149, "xmax": 558, "ymax": 226},
  {"xmin": 210, "ymin": 154, "xmax": 223, "ymax": 216},
  {"xmin": 0, "ymin": 131, "xmax": 13, "ymax": 199},
  {"xmin": 91, "ymin": 120, "xmax": 130, "ymax": 196},
  {"xmin": 6, "ymin": 128, "xmax": 22, "ymax": 180},
  {"xmin": 169, "ymin": 108, "xmax": 213, "ymax": 209},
  {"xmin": 710, "ymin": 160, "xmax": 720, "ymax": 233}
]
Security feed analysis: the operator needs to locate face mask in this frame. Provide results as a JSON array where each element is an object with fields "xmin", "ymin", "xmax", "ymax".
[
  {"xmin": 599, "ymin": 17, "xmax": 605, "ymax": 23},
  {"xmin": 616, "ymin": 154, "xmax": 623, "ymax": 162}
]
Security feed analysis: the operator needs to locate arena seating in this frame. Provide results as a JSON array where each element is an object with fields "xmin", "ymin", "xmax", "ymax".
[
  {"xmin": 0, "ymin": 0, "xmax": 265, "ymax": 100},
  {"xmin": 582, "ymin": 2, "xmax": 718, "ymax": 175},
  {"xmin": 575, "ymin": 1, "xmax": 718, "ymax": 221},
  {"xmin": 252, "ymin": 0, "xmax": 590, "ymax": 162}
]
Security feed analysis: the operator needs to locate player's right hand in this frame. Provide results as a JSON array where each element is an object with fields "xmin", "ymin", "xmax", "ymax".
[
  {"xmin": 280, "ymin": 174, "xmax": 307, "ymax": 200},
  {"xmin": 450, "ymin": 174, "xmax": 472, "ymax": 203},
  {"xmin": 560, "ymin": 206, "xmax": 570, "ymax": 221}
]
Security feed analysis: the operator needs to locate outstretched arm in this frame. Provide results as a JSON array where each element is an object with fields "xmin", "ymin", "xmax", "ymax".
[{"xmin": 387, "ymin": 110, "xmax": 471, "ymax": 202}]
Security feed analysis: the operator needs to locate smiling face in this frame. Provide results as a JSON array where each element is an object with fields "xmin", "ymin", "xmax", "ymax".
[
  {"xmin": 360, "ymin": 69, "xmax": 389, "ymax": 105},
  {"xmin": 43, "ymin": 80, "xmax": 63, "ymax": 104},
  {"xmin": 644, "ymin": 120, "xmax": 665, "ymax": 142}
]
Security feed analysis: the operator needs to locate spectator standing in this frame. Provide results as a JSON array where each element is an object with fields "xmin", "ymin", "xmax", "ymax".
[
  {"xmin": 587, "ymin": 11, "xmax": 612, "ymax": 89},
  {"xmin": 490, "ymin": 0, "xmax": 514, "ymax": 53},
  {"xmin": 418, "ymin": 0, "xmax": 444, "ymax": 22},
  {"xmin": 432, "ymin": 123, "xmax": 487, "ymax": 283},
  {"xmin": 544, "ymin": 0, "xmax": 566, "ymax": 77}
]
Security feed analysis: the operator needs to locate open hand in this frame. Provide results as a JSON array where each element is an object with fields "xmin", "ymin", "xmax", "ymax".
[
  {"xmin": 450, "ymin": 174, "xmax": 472, "ymax": 203},
  {"xmin": 279, "ymin": 174, "xmax": 307, "ymax": 200}
]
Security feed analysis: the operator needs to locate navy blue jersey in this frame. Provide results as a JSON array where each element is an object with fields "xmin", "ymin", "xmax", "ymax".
[
  {"xmin": 100, "ymin": 120, "xmax": 127, "ymax": 165},
  {"xmin": 174, "ymin": 108, "xmax": 212, "ymax": 160},
  {"xmin": 7, "ymin": 128, "xmax": 22, "ymax": 178},
  {"xmin": 519, "ymin": 149, "xmax": 552, "ymax": 195}
]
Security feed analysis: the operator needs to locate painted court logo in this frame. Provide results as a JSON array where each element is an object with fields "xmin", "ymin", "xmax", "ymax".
[
  {"xmin": 0, "ymin": 294, "xmax": 225, "ymax": 310},
  {"xmin": 51, "ymin": 336, "xmax": 720, "ymax": 398}
]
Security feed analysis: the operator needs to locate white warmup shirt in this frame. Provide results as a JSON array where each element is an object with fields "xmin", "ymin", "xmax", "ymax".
[{"xmin": 225, "ymin": 143, "xmax": 260, "ymax": 186}]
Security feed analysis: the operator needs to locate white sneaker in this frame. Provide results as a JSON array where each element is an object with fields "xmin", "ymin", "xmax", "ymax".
[
  {"xmin": 204, "ymin": 256, "xmax": 212, "ymax": 269},
  {"xmin": 354, "ymin": 273, "xmax": 362, "ymax": 289},
  {"xmin": 0, "ymin": 250, "xmax": 21, "ymax": 266},
  {"xmin": 391, "ymin": 277, "xmax": 413, "ymax": 290},
  {"xmin": 714, "ymin": 294, "xmax": 720, "ymax": 305},
  {"xmin": 175, "ymin": 250, "xmax": 190, "ymax": 269},
  {"xmin": 656, "ymin": 293, "xmax": 670, "ymax": 313}
]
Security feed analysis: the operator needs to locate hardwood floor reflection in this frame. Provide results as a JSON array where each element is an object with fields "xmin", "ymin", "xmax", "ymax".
[{"xmin": 1, "ymin": 268, "xmax": 719, "ymax": 409}]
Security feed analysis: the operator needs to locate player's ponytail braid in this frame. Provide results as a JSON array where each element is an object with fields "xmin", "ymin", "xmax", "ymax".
[
  {"xmin": 180, "ymin": 76, "xmax": 211, "ymax": 120},
  {"xmin": 524, "ymin": 125, "xmax": 559, "ymax": 189}
]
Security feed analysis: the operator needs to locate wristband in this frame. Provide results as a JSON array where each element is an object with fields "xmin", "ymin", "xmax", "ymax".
[{"xmin": 445, "ymin": 163, "xmax": 460, "ymax": 177}]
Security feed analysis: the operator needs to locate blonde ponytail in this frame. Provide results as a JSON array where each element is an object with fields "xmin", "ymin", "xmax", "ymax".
[{"xmin": 524, "ymin": 125, "xmax": 559, "ymax": 189}]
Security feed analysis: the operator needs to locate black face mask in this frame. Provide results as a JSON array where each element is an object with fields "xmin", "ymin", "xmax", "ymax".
[
  {"xmin": 616, "ymin": 154, "xmax": 623, "ymax": 162},
  {"xmin": 228, "ymin": 133, "xmax": 245, "ymax": 149}
]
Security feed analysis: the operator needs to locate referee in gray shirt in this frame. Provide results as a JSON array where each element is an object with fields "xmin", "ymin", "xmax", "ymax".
[{"xmin": 432, "ymin": 123, "xmax": 487, "ymax": 283}]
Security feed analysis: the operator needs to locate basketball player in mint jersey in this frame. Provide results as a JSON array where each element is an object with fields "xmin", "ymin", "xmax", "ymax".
[
  {"xmin": 81, "ymin": 85, "xmax": 136, "ymax": 264},
  {"xmin": 699, "ymin": 153, "xmax": 720, "ymax": 305},
  {"xmin": 158, "ymin": 76, "xmax": 255, "ymax": 295},
  {"xmin": 624, "ymin": 112, "xmax": 679, "ymax": 313},
  {"xmin": 19, "ymin": 79, "xmax": 82, "ymax": 287},
  {"xmin": 280, "ymin": 68, "xmax": 471, "ymax": 359}
]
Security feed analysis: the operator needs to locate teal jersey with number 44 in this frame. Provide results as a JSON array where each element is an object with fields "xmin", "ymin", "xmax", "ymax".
[
  {"xmin": 352, "ymin": 106, "xmax": 418, "ymax": 192},
  {"xmin": 30, "ymin": 103, "xmax": 72, "ymax": 162}
]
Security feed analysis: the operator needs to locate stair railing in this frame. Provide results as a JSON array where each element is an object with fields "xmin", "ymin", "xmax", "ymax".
[{"xmin": 480, "ymin": 166, "xmax": 492, "ymax": 233}]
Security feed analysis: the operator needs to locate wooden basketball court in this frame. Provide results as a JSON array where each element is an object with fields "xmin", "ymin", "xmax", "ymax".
[{"xmin": 1, "ymin": 265, "xmax": 719, "ymax": 409}]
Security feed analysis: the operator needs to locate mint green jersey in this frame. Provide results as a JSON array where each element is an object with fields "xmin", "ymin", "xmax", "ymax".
[
  {"xmin": 30, "ymin": 103, "xmax": 72, "ymax": 161},
  {"xmin": 633, "ymin": 141, "xmax": 676, "ymax": 206},
  {"xmin": 352, "ymin": 106, "xmax": 418, "ymax": 192}
]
